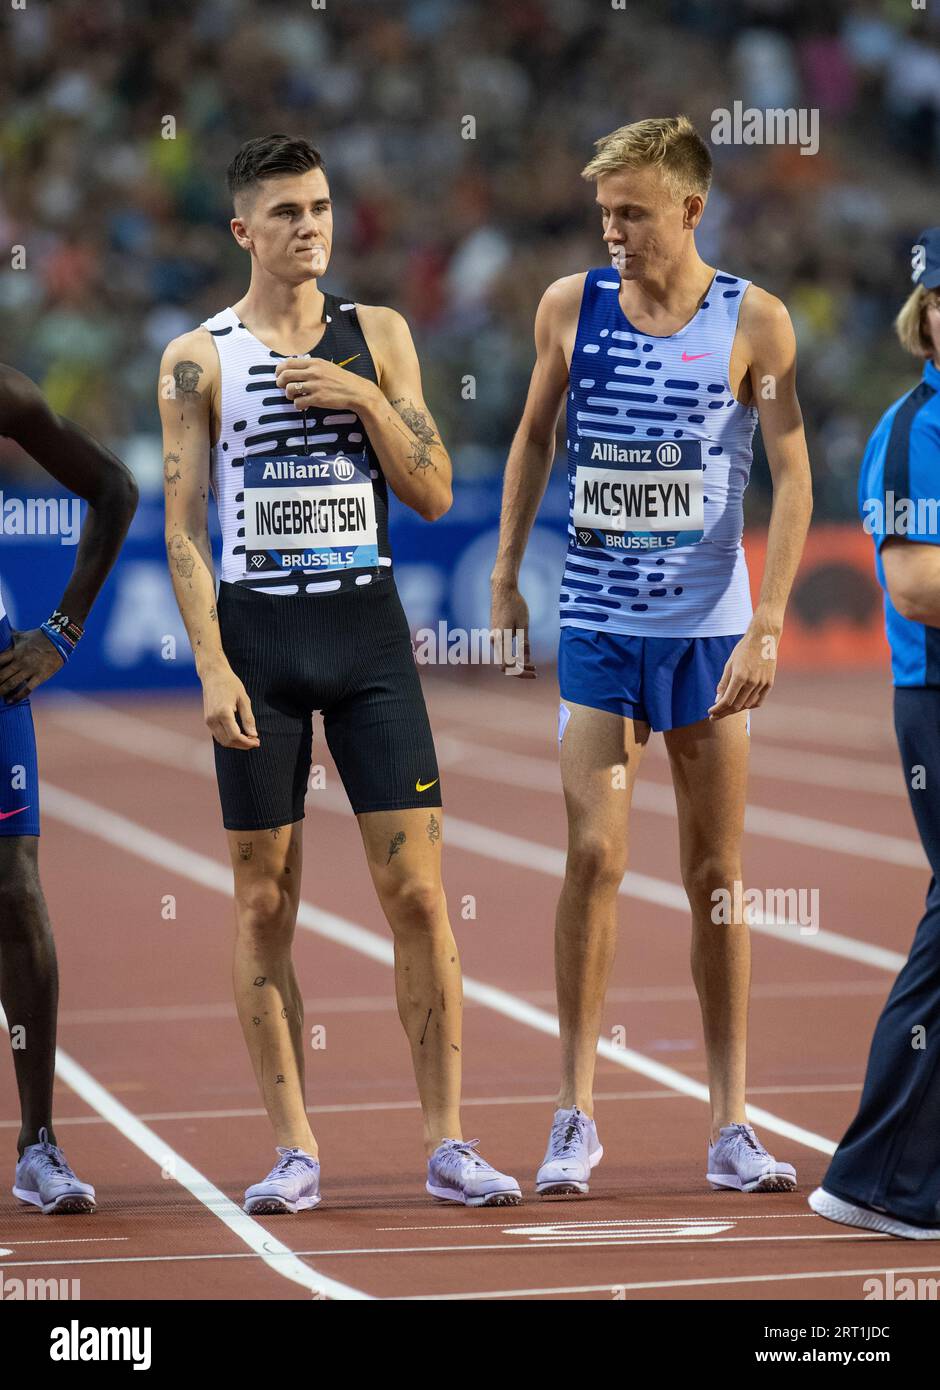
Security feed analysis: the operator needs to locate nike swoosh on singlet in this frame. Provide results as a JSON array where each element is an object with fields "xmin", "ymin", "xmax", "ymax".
[
  {"xmin": 332, "ymin": 354, "xmax": 361, "ymax": 368},
  {"xmin": 681, "ymin": 351, "xmax": 712, "ymax": 361},
  {"xmin": 415, "ymin": 779, "xmax": 439, "ymax": 792},
  {"xmin": 0, "ymin": 806, "xmax": 29, "ymax": 821}
]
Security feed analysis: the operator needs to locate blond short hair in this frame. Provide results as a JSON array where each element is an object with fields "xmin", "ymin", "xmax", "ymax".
[
  {"xmin": 895, "ymin": 285, "xmax": 935, "ymax": 358},
  {"xmin": 581, "ymin": 116, "xmax": 712, "ymax": 204}
]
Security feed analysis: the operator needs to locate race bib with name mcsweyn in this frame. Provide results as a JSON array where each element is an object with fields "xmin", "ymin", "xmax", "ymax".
[
  {"xmin": 243, "ymin": 451, "xmax": 379, "ymax": 574},
  {"xmin": 572, "ymin": 436, "xmax": 705, "ymax": 553}
]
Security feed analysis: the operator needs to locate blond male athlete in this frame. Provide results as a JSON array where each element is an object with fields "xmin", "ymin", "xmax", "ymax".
[
  {"xmin": 491, "ymin": 117, "xmax": 812, "ymax": 1196},
  {"xmin": 160, "ymin": 135, "xmax": 519, "ymax": 1210}
]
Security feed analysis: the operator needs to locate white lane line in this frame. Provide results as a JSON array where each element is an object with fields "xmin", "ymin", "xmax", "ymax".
[
  {"xmin": 0, "ymin": 1231, "xmax": 889, "ymax": 1271},
  {"xmin": 0, "ymin": 1081, "xmax": 863, "ymax": 1131},
  {"xmin": 0, "ymin": 1237, "xmax": 129, "ymax": 1247},
  {"xmin": 0, "ymin": 1007, "xmax": 370, "ymax": 1301},
  {"xmin": 40, "ymin": 782, "xmax": 837, "ymax": 1158},
  {"xmin": 48, "ymin": 698, "xmax": 911, "ymax": 971},
  {"xmin": 401, "ymin": 1264, "xmax": 940, "ymax": 1299},
  {"xmin": 379, "ymin": 1214, "xmax": 821, "ymax": 1231}
]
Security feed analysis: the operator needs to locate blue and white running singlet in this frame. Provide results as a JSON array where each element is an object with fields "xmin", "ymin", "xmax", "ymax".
[{"xmin": 561, "ymin": 268, "xmax": 758, "ymax": 638}]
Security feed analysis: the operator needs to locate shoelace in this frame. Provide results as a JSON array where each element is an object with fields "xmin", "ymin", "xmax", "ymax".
[
  {"xmin": 726, "ymin": 1124, "xmax": 769, "ymax": 1158},
  {"xmin": 271, "ymin": 1147, "xmax": 316, "ymax": 1178},
  {"xmin": 27, "ymin": 1128, "xmax": 80, "ymax": 1189},
  {"xmin": 550, "ymin": 1110, "xmax": 585, "ymax": 1158},
  {"xmin": 438, "ymin": 1139, "xmax": 493, "ymax": 1175}
]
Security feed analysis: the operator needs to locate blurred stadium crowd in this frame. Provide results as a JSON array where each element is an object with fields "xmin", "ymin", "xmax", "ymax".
[{"xmin": 1, "ymin": 0, "xmax": 939, "ymax": 520}]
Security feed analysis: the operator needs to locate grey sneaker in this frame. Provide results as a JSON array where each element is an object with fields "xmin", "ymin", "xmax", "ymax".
[
  {"xmin": 536, "ymin": 1106, "xmax": 603, "ymax": 1196},
  {"xmin": 707, "ymin": 1124, "xmax": 796, "ymax": 1193},
  {"xmin": 244, "ymin": 1147, "xmax": 321, "ymax": 1214},
  {"xmin": 426, "ymin": 1139, "xmax": 521, "ymax": 1207},
  {"xmin": 13, "ymin": 1128, "xmax": 97, "ymax": 1214}
]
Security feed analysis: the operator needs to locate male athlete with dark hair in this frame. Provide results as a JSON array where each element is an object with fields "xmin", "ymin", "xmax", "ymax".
[
  {"xmin": 0, "ymin": 367, "xmax": 138, "ymax": 1212},
  {"xmin": 160, "ymin": 134, "xmax": 520, "ymax": 1211}
]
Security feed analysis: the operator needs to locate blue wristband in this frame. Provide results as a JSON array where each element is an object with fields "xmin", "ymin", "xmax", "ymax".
[{"xmin": 40, "ymin": 622, "xmax": 73, "ymax": 663}]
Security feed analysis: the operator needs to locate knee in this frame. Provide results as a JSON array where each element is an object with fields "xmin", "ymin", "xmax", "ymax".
[
  {"xmin": 565, "ymin": 834, "xmax": 627, "ymax": 894},
  {"xmin": 235, "ymin": 877, "xmax": 293, "ymax": 942},
  {"xmin": 681, "ymin": 853, "xmax": 741, "ymax": 909},
  {"xmin": 381, "ymin": 876, "xmax": 445, "ymax": 936}
]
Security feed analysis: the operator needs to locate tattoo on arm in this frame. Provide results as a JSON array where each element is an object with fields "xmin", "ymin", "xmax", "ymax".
[
  {"xmin": 386, "ymin": 830, "xmax": 406, "ymax": 864},
  {"xmin": 427, "ymin": 813, "xmax": 440, "ymax": 845},
  {"xmin": 167, "ymin": 534, "xmax": 195, "ymax": 579},
  {"xmin": 163, "ymin": 451, "xmax": 182, "ymax": 492},
  {"xmin": 390, "ymin": 397, "xmax": 439, "ymax": 474},
  {"xmin": 173, "ymin": 360, "xmax": 203, "ymax": 400}
]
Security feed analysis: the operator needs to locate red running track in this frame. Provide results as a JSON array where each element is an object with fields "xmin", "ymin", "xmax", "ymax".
[{"xmin": 1, "ymin": 667, "xmax": 937, "ymax": 1300}]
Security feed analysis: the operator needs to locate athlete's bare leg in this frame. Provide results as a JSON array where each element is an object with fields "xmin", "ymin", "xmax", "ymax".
[
  {"xmin": 664, "ymin": 712, "xmax": 751, "ymax": 1141},
  {"xmin": 226, "ymin": 822, "xmax": 315, "ymax": 1153},
  {"xmin": 358, "ymin": 806, "xmax": 462, "ymax": 1155},
  {"xmin": 0, "ymin": 838, "xmax": 59, "ymax": 1154},
  {"xmin": 556, "ymin": 702, "xmax": 649, "ymax": 1114}
]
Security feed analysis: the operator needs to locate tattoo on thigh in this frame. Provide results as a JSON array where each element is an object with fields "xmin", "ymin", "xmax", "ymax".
[
  {"xmin": 427, "ymin": 813, "xmax": 440, "ymax": 845},
  {"xmin": 386, "ymin": 830, "xmax": 406, "ymax": 864},
  {"xmin": 238, "ymin": 841, "xmax": 253, "ymax": 861},
  {"xmin": 270, "ymin": 827, "xmax": 280, "ymax": 839},
  {"xmin": 253, "ymin": 976, "xmax": 266, "ymax": 987}
]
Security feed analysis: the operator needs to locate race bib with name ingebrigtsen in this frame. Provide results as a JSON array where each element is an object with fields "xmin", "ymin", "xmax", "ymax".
[
  {"xmin": 572, "ymin": 436, "xmax": 704, "ymax": 553},
  {"xmin": 243, "ymin": 451, "xmax": 379, "ymax": 574}
]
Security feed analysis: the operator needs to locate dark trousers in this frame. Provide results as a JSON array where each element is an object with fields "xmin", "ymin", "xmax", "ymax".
[{"xmin": 823, "ymin": 686, "xmax": 940, "ymax": 1226}]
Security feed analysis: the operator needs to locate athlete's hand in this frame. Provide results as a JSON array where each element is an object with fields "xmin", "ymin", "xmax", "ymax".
[
  {"xmin": 274, "ymin": 358, "xmax": 370, "ymax": 413},
  {"xmin": 708, "ymin": 629, "xmax": 777, "ymax": 719},
  {"xmin": 0, "ymin": 627, "xmax": 65, "ymax": 703},
  {"xmin": 490, "ymin": 582, "xmax": 536, "ymax": 678},
  {"xmin": 202, "ymin": 664, "xmax": 261, "ymax": 750}
]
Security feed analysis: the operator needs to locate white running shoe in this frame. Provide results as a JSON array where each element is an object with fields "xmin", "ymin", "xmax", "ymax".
[
  {"xmin": 13, "ymin": 1128, "xmax": 96, "ymax": 1214},
  {"xmin": 426, "ymin": 1139, "xmax": 521, "ymax": 1207},
  {"xmin": 536, "ymin": 1106, "xmax": 603, "ymax": 1196},
  {"xmin": 706, "ymin": 1123, "xmax": 797, "ymax": 1193},
  {"xmin": 244, "ymin": 1147, "xmax": 321, "ymax": 1214},
  {"xmin": 809, "ymin": 1187, "xmax": 940, "ymax": 1239}
]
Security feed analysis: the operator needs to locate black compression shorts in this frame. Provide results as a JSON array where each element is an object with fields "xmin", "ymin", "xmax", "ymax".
[{"xmin": 213, "ymin": 580, "xmax": 441, "ymax": 830}]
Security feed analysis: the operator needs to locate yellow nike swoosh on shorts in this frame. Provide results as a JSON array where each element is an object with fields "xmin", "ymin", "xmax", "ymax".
[
  {"xmin": 415, "ymin": 778, "xmax": 439, "ymax": 792},
  {"xmin": 333, "ymin": 354, "xmax": 360, "ymax": 368}
]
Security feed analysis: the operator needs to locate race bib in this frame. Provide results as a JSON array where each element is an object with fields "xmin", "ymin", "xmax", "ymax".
[
  {"xmin": 572, "ymin": 436, "xmax": 704, "ymax": 553},
  {"xmin": 243, "ymin": 451, "xmax": 378, "ymax": 575}
]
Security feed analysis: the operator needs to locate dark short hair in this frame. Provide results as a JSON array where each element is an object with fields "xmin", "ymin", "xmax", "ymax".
[{"xmin": 226, "ymin": 135, "xmax": 327, "ymax": 207}]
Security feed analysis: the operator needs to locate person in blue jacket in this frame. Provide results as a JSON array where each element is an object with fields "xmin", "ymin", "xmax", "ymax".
[{"xmin": 810, "ymin": 227, "xmax": 940, "ymax": 1239}]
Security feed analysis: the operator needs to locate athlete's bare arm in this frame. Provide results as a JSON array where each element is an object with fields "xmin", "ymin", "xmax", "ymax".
[
  {"xmin": 881, "ymin": 538, "xmax": 940, "ymax": 624},
  {"xmin": 159, "ymin": 331, "xmax": 259, "ymax": 751},
  {"xmin": 0, "ymin": 365, "xmax": 138, "ymax": 701},
  {"xmin": 709, "ymin": 286, "xmax": 813, "ymax": 719},
  {"xmin": 490, "ymin": 274, "xmax": 584, "ymax": 676},
  {"xmin": 273, "ymin": 304, "xmax": 452, "ymax": 521}
]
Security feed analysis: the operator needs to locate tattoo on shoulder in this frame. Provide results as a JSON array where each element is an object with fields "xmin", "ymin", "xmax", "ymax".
[{"xmin": 173, "ymin": 360, "xmax": 203, "ymax": 399}]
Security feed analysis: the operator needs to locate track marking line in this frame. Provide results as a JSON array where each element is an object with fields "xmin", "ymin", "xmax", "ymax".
[
  {"xmin": 0, "ymin": 1231, "xmax": 890, "ymax": 1271},
  {"xmin": 378, "ymin": 1213, "xmax": 825, "ymax": 1232},
  {"xmin": 39, "ymin": 780, "xmax": 838, "ymax": 1157},
  {"xmin": 399, "ymin": 1262, "xmax": 940, "ymax": 1299},
  {"xmin": 0, "ymin": 1008, "xmax": 371, "ymax": 1301},
  {"xmin": 0, "ymin": 1081, "xmax": 862, "ymax": 1131},
  {"xmin": 45, "ymin": 701, "xmax": 910, "ymax": 972}
]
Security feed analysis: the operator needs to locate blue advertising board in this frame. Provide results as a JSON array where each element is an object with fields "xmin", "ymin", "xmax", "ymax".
[{"xmin": 0, "ymin": 474, "xmax": 571, "ymax": 691}]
